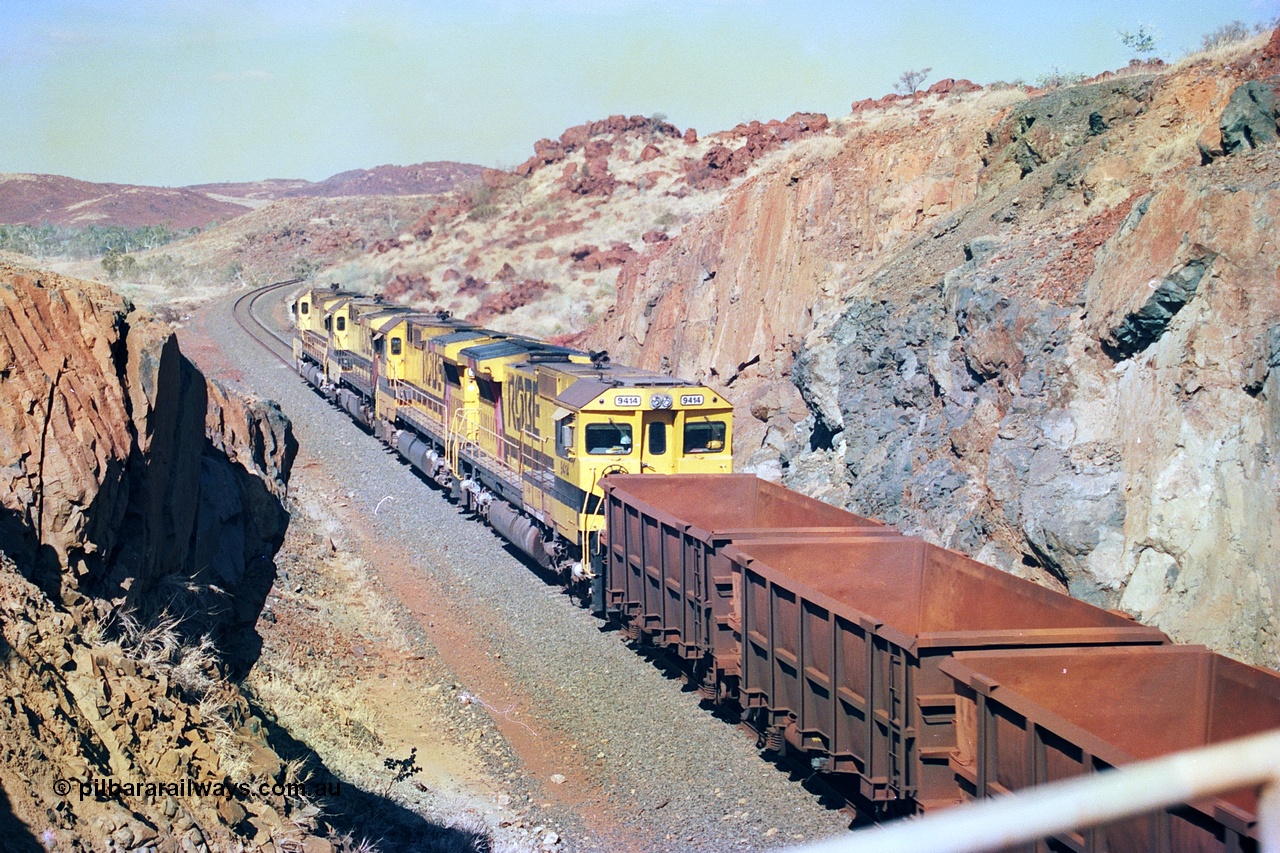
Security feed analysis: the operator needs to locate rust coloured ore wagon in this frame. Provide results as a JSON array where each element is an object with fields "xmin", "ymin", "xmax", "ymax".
[
  {"xmin": 719, "ymin": 537, "xmax": 1170, "ymax": 812},
  {"xmin": 600, "ymin": 474, "xmax": 899, "ymax": 699},
  {"xmin": 942, "ymin": 645, "xmax": 1280, "ymax": 852}
]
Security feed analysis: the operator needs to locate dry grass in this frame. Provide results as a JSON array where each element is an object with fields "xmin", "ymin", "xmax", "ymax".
[{"xmin": 1172, "ymin": 28, "xmax": 1272, "ymax": 70}]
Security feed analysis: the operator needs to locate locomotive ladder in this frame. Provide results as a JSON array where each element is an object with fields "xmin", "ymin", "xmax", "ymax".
[{"xmin": 447, "ymin": 408, "xmax": 522, "ymax": 491}]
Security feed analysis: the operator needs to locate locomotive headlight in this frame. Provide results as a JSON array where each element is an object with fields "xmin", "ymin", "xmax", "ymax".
[{"xmin": 650, "ymin": 393, "xmax": 672, "ymax": 409}]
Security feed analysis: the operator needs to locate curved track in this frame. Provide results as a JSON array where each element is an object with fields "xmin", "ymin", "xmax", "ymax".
[{"xmin": 231, "ymin": 278, "xmax": 300, "ymax": 364}]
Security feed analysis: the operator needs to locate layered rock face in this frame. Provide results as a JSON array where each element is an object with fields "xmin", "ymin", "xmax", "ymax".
[
  {"xmin": 587, "ymin": 40, "xmax": 1280, "ymax": 665},
  {"xmin": 0, "ymin": 263, "xmax": 311, "ymax": 849},
  {"xmin": 0, "ymin": 262, "xmax": 293, "ymax": 645}
]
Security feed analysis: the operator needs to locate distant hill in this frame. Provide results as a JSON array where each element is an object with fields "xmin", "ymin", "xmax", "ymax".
[
  {"xmin": 0, "ymin": 161, "xmax": 485, "ymax": 229},
  {"xmin": 0, "ymin": 173, "xmax": 251, "ymax": 229},
  {"xmin": 186, "ymin": 160, "xmax": 485, "ymax": 202}
]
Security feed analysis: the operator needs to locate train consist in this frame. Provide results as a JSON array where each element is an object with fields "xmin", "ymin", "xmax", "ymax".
[
  {"xmin": 291, "ymin": 284, "xmax": 1280, "ymax": 851},
  {"xmin": 291, "ymin": 284, "xmax": 732, "ymax": 595}
]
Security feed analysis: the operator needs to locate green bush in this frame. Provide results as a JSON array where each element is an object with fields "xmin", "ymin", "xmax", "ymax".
[{"xmin": 0, "ymin": 223, "xmax": 197, "ymax": 260}]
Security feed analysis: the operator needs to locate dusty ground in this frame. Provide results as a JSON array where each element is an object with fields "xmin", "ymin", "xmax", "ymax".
[{"xmin": 248, "ymin": 467, "xmax": 580, "ymax": 853}]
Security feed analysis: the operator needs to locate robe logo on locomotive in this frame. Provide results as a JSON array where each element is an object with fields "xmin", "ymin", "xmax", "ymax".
[{"xmin": 511, "ymin": 375, "xmax": 540, "ymax": 438}]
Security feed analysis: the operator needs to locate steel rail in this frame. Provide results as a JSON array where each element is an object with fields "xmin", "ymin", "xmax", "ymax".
[
  {"xmin": 786, "ymin": 728, "xmax": 1280, "ymax": 853},
  {"xmin": 230, "ymin": 278, "xmax": 301, "ymax": 365}
]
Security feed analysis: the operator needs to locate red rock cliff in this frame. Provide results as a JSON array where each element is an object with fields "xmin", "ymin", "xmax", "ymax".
[{"xmin": 585, "ymin": 40, "xmax": 1280, "ymax": 665}]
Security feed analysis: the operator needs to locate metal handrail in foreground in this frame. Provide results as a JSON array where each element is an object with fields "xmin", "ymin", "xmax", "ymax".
[{"xmin": 787, "ymin": 728, "xmax": 1280, "ymax": 853}]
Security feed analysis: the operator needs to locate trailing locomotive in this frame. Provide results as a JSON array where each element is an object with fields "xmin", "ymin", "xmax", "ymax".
[{"xmin": 291, "ymin": 284, "xmax": 732, "ymax": 596}]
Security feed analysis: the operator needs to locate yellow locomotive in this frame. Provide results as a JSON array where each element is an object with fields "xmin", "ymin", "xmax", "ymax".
[{"xmin": 291, "ymin": 284, "xmax": 733, "ymax": 596}]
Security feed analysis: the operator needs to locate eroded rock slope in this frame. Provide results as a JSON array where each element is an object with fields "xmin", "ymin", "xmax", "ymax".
[
  {"xmin": 0, "ymin": 263, "xmax": 325, "ymax": 851},
  {"xmin": 586, "ymin": 35, "xmax": 1280, "ymax": 665}
]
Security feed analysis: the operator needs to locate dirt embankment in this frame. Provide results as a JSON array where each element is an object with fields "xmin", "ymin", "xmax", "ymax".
[{"xmin": 585, "ymin": 34, "xmax": 1280, "ymax": 666}]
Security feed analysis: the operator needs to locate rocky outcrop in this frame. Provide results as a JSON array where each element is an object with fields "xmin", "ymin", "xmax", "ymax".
[
  {"xmin": 0, "ymin": 262, "xmax": 294, "ymax": 644},
  {"xmin": 0, "ymin": 263, "xmax": 312, "ymax": 849},
  {"xmin": 515, "ymin": 114, "xmax": 682, "ymax": 177},
  {"xmin": 0, "ymin": 556, "xmax": 333, "ymax": 853},
  {"xmin": 684, "ymin": 112, "xmax": 830, "ymax": 188},
  {"xmin": 585, "ymin": 41, "xmax": 1280, "ymax": 665},
  {"xmin": 1220, "ymin": 79, "xmax": 1279, "ymax": 154},
  {"xmin": 1102, "ymin": 255, "xmax": 1214, "ymax": 358},
  {"xmin": 568, "ymin": 243, "xmax": 639, "ymax": 271}
]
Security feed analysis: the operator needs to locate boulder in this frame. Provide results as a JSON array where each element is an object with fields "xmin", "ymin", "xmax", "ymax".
[{"xmin": 1220, "ymin": 80, "xmax": 1279, "ymax": 155}]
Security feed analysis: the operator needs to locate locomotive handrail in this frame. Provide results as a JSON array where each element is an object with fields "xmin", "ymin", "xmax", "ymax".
[
  {"xmin": 448, "ymin": 408, "xmax": 523, "ymax": 489},
  {"xmin": 786, "ymin": 728, "xmax": 1280, "ymax": 853}
]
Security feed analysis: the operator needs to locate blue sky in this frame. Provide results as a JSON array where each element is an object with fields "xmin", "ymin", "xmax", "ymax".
[{"xmin": 3, "ymin": 0, "xmax": 1277, "ymax": 186}]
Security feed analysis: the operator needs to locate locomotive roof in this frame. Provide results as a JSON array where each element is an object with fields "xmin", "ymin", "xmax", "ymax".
[
  {"xmin": 368, "ymin": 310, "xmax": 414, "ymax": 333},
  {"xmin": 298, "ymin": 285, "xmax": 360, "ymax": 301},
  {"xmin": 552, "ymin": 360, "xmax": 687, "ymax": 384},
  {"xmin": 324, "ymin": 296, "xmax": 383, "ymax": 315},
  {"xmin": 460, "ymin": 339, "xmax": 579, "ymax": 362},
  {"xmin": 550, "ymin": 362, "xmax": 701, "ymax": 410},
  {"xmin": 430, "ymin": 329, "xmax": 492, "ymax": 346}
]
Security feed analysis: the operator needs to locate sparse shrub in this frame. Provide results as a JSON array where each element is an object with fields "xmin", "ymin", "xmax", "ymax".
[
  {"xmin": 466, "ymin": 204, "xmax": 501, "ymax": 222},
  {"xmin": 462, "ymin": 181, "xmax": 493, "ymax": 207},
  {"xmin": 0, "ymin": 222, "xmax": 196, "ymax": 260},
  {"xmin": 894, "ymin": 67, "xmax": 932, "ymax": 95},
  {"xmin": 381, "ymin": 747, "xmax": 422, "ymax": 795},
  {"xmin": 1119, "ymin": 22, "xmax": 1160, "ymax": 58},
  {"xmin": 1035, "ymin": 66, "xmax": 1090, "ymax": 89},
  {"xmin": 291, "ymin": 257, "xmax": 321, "ymax": 281},
  {"xmin": 1200, "ymin": 20, "xmax": 1253, "ymax": 51},
  {"xmin": 654, "ymin": 208, "xmax": 678, "ymax": 229},
  {"xmin": 139, "ymin": 252, "xmax": 186, "ymax": 289},
  {"xmin": 151, "ymin": 303, "xmax": 186, "ymax": 325},
  {"xmin": 102, "ymin": 248, "xmax": 129, "ymax": 279}
]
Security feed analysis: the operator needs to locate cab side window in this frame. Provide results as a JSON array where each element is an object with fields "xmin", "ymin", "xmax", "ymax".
[
  {"xmin": 336, "ymin": 316, "xmax": 346, "ymax": 332},
  {"xmin": 556, "ymin": 415, "xmax": 576, "ymax": 458},
  {"xmin": 300, "ymin": 301, "xmax": 309, "ymax": 315},
  {"xmin": 390, "ymin": 337, "xmax": 402, "ymax": 355}
]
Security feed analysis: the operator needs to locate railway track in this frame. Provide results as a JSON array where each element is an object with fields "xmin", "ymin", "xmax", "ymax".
[{"xmin": 230, "ymin": 278, "xmax": 300, "ymax": 364}]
